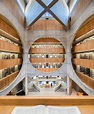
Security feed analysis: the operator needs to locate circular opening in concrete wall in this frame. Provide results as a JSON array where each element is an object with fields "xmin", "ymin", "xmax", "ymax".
[
  {"xmin": 29, "ymin": 37, "xmax": 65, "ymax": 73},
  {"xmin": 0, "ymin": 15, "xmax": 23, "ymax": 90},
  {"xmin": 72, "ymin": 15, "xmax": 94, "ymax": 90}
]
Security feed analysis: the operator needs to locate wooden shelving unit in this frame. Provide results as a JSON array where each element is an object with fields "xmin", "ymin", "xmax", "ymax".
[
  {"xmin": 72, "ymin": 17, "xmax": 94, "ymax": 90},
  {"xmin": 0, "ymin": 18, "xmax": 23, "ymax": 90}
]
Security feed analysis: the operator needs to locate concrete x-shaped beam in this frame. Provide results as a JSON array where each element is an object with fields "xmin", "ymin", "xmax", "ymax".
[{"xmin": 25, "ymin": 0, "xmax": 69, "ymax": 29}]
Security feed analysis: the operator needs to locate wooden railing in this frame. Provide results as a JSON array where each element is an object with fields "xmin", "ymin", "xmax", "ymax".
[
  {"xmin": 30, "ymin": 58, "xmax": 64, "ymax": 63},
  {"xmin": 0, "ymin": 58, "xmax": 22, "ymax": 70},
  {"xmin": 54, "ymin": 83, "xmax": 61, "ymax": 91},
  {"xmin": 0, "ymin": 71, "xmax": 19, "ymax": 90},
  {"xmin": 0, "ymin": 39, "xmax": 22, "ymax": 53},
  {"xmin": 73, "ymin": 39, "xmax": 94, "ymax": 53},
  {"xmin": 0, "ymin": 29, "xmax": 21, "ymax": 45},
  {"xmin": 33, "ymin": 84, "xmax": 40, "ymax": 92},
  {"xmin": 0, "ymin": 96, "xmax": 94, "ymax": 106},
  {"xmin": 36, "ymin": 68, "xmax": 58, "ymax": 72},
  {"xmin": 76, "ymin": 71, "xmax": 94, "ymax": 90},
  {"xmin": 75, "ymin": 17, "xmax": 94, "ymax": 39},
  {"xmin": 73, "ymin": 58, "xmax": 94, "ymax": 69},
  {"xmin": 30, "ymin": 48, "xmax": 65, "ymax": 54},
  {"xmin": 0, "ymin": 19, "xmax": 20, "ymax": 39}
]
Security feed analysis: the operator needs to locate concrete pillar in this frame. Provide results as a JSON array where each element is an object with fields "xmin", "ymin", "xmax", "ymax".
[
  {"xmin": 67, "ymin": 76, "xmax": 72, "ymax": 95},
  {"xmin": 25, "ymin": 76, "xmax": 28, "ymax": 95}
]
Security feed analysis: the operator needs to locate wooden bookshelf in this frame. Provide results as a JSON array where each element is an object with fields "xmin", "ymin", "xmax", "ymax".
[
  {"xmin": 0, "ymin": 17, "xmax": 23, "ymax": 91},
  {"xmin": 72, "ymin": 16, "xmax": 94, "ymax": 91}
]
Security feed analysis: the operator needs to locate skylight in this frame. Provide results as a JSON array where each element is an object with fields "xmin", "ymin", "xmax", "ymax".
[
  {"xmin": 42, "ymin": 12, "xmax": 53, "ymax": 19},
  {"xmin": 42, "ymin": 0, "xmax": 53, "ymax": 6}
]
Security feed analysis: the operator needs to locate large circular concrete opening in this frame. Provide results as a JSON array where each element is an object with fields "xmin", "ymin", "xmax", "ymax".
[{"xmin": 29, "ymin": 37, "xmax": 65, "ymax": 73}]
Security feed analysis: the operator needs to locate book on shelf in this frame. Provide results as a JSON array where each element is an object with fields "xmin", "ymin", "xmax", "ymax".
[{"xmin": 11, "ymin": 105, "xmax": 81, "ymax": 114}]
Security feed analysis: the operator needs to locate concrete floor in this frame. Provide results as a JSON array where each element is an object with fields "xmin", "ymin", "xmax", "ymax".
[{"xmin": 27, "ymin": 88, "xmax": 77, "ymax": 96}]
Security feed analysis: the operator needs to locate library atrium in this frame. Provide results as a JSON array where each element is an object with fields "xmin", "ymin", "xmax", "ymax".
[{"xmin": 0, "ymin": 0, "xmax": 94, "ymax": 114}]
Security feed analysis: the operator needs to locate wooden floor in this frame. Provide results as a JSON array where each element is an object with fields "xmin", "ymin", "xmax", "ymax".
[{"xmin": 0, "ymin": 105, "xmax": 94, "ymax": 114}]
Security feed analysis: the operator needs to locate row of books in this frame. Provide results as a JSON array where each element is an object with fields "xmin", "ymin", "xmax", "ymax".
[
  {"xmin": 0, "ymin": 53, "xmax": 22, "ymax": 59},
  {"xmin": 76, "ymin": 53, "xmax": 94, "ymax": 59},
  {"xmin": 31, "ymin": 44, "xmax": 63, "ymax": 48},
  {"xmin": 0, "ymin": 64, "xmax": 22, "ymax": 78},
  {"xmin": 77, "ymin": 66, "xmax": 90, "ymax": 76},
  {"xmin": 76, "ymin": 35, "xmax": 94, "ymax": 45},
  {"xmin": 29, "ymin": 54, "xmax": 65, "ymax": 58},
  {"xmin": 32, "ymin": 63, "xmax": 62, "ymax": 68}
]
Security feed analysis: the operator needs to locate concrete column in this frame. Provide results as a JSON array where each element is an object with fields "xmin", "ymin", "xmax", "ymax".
[
  {"xmin": 67, "ymin": 76, "xmax": 72, "ymax": 95},
  {"xmin": 25, "ymin": 76, "xmax": 28, "ymax": 95}
]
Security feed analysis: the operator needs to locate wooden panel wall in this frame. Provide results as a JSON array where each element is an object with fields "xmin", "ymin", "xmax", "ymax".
[
  {"xmin": 73, "ymin": 39, "xmax": 94, "ymax": 53},
  {"xmin": 30, "ymin": 48, "xmax": 65, "ymax": 54},
  {"xmin": 70, "ymin": 0, "xmax": 91, "ymax": 26},
  {"xmin": 76, "ymin": 71, "xmax": 94, "ymax": 90},
  {"xmin": 75, "ymin": 18, "xmax": 94, "ymax": 39},
  {"xmin": 0, "ymin": 19, "xmax": 20, "ymax": 39},
  {"xmin": 0, "ymin": 40, "xmax": 22, "ymax": 53},
  {"xmin": 0, "ymin": 59, "xmax": 22, "ymax": 70},
  {"xmin": 30, "ymin": 19, "xmax": 65, "ymax": 30},
  {"xmin": 30, "ymin": 58, "xmax": 64, "ymax": 63},
  {"xmin": 73, "ymin": 58, "xmax": 94, "ymax": 69},
  {"xmin": 0, "ymin": 71, "xmax": 19, "ymax": 90},
  {"xmin": 3, "ymin": 0, "xmax": 24, "ymax": 26}
]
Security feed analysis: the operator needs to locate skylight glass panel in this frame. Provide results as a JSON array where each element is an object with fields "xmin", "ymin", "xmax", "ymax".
[
  {"xmin": 25, "ymin": 1, "xmax": 44, "ymax": 26},
  {"xmin": 16, "ymin": 0, "xmax": 25, "ymax": 14},
  {"xmin": 42, "ymin": 0, "xmax": 53, "ymax": 6},
  {"xmin": 70, "ymin": 0, "xmax": 78, "ymax": 13},
  {"xmin": 42, "ymin": 12, "xmax": 53, "ymax": 19},
  {"xmin": 50, "ymin": 0, "xmax": 69, "ymax": 26}
]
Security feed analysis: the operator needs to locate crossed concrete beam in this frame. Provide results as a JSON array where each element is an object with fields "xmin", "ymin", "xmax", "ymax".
[{"xmin": 25, "ymin": 0, "xmax": 69, "ymax": 29}]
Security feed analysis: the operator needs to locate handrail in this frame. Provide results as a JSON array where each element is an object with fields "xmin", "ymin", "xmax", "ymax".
[
  {"xmin": 33, "ymin": 83, "xmax": 40, "ymax": 92},
  {"xmin": 54, "ymin": 83, "xmax": 61, "ymax": 91},
  {"xmin": 76, "ymin": 70, "xmax": 94, "ymax": 90}
]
